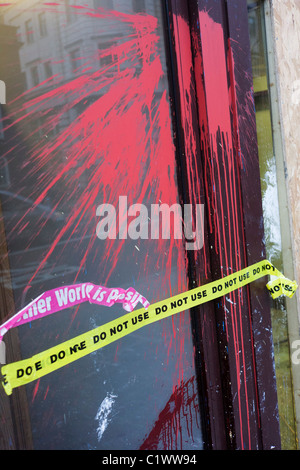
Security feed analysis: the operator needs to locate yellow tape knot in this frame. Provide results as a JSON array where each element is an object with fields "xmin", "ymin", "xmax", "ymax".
[{"xmin": 267, "ymin": 276, "xmax": 298, "ymax": 299}]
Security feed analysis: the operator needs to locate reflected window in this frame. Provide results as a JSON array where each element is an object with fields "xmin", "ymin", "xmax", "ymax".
[
  {"xmin": 69, "ymin": 48, "xmax": 81, "ymax": 73},
  {"xmin": 94, "ymin": 0, "xmax": 113, "ymax": 9},
  {"xmin": 44, "ymin": 61, "xmax": 53, "ymax": 80},
  {"xmin": 38, "ymin": 12, "xmax": 47, "ymax": 37},
  {"xmin": 98, "ymin": 41, "xmax": 117, "ymax": 72},
  {"xmin": 0, "ymin": 107, "xmax": 4, "ymax": 140},
  {"xmin": 25, "ymin": 18, "xmax": 34, "ymax": 43},
  {"xmin": 30, "ymin": 65, "xmax": 39, "ymax": 87},
  {"xmin": 132, "ymin": 0, "xmax": 146, "ymax": 12},
  {"xmin": 16, "ymin": 25, "xmax": 22, "ymax": 41},
  {"xmin": 66, "ymin": 0, "xmax": 77, "ymax": 23}
]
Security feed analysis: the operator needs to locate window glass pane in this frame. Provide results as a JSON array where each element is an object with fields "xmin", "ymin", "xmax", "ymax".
[
  {"xmin": 44, "ymin": 61, "xmax": 53, "ymax": 80},
  {"xmin": 30, "ymin": 65, "xmax": 39, "ymax": 86},
  {"xmin": 38, "ymin": 12, "xmax": 47, "ymax": 37},
  {"xmin": 247, "ymin": 0, "xmax": 297, "ymax": 449},
  {"xmin": 25, "ymin": 18, "xmax": 34, "ymax": 43},
  {"xmin": 0, "ymin": 0, "xmax": 203, "ymax": 450}
]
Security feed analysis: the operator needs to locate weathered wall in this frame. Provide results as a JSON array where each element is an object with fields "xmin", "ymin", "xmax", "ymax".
[
  {"xmin": 271, "ymin": 0, "xmax": 300, "ymax": 287},
  {"xmin": 267, "ymin": 0, "xmax": 300, "ymax": 448}
]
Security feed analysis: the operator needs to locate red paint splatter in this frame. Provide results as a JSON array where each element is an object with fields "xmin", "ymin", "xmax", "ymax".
[
  {"xmin": 43, "ymin": 385, "xmax": 50, "ymax": 401},
  {"xmin": 139, "ymin": 376, "xmax": 200, "ymax": 450},
  {"xmin": 32, "ymin": 379, "xmax": 40, "ymax": 403},
  {"xmin": 2, "ymin": 6, "xmax": 187, "ymax": 302}
]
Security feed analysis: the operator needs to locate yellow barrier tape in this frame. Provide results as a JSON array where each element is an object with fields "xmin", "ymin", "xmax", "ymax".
[{"xmin": 1, "ymin": 260, "xmax": 297, "ymax": 395}]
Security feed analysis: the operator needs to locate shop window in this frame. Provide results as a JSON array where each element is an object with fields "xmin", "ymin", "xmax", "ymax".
[{"xmin": 0, "ymin": 0, "xmax": 203, "ymax": 450}]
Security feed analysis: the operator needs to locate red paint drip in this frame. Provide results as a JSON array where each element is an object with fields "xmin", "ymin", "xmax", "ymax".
[
  {"xmin": 32, "ymin": 378, "xmax": 40, "ymax": 403},
  {"xmin": 139, "ymin": 376, "xmax": 199, "ymax": 450},
  {"xmin": 192, "ymin": 10, "xmax": 256, "ymax": 449}
]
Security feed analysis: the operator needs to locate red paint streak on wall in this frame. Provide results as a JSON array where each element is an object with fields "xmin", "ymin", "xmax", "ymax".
[
  {"xmin": 227, "ymin": 36, "xmax": 261, "ymax": 431},
  {"xmin": 139, "ymin": 376, "xmax": 199, "ymax": 450},
  {"xmin": 3, "ymin": 6, "xmax": 187, "ymax": 299}
]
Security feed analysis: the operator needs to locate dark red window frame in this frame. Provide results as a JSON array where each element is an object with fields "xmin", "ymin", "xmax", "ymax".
[{"xmin": 164, "ymin": 0, "xmax": 280, "ymax": 450}]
